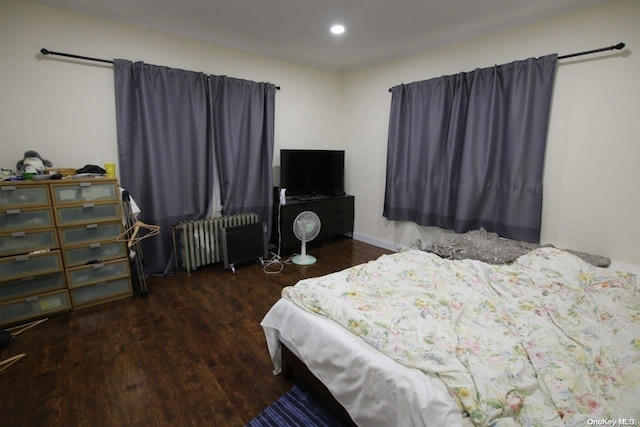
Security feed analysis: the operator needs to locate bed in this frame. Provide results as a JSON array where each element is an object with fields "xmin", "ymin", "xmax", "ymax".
[{"xmin": 261, "ymin": 247, "xmax": 640, "ymax": 426}]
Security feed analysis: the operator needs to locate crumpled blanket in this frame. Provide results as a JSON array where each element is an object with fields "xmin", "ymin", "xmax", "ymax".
[
  {"xmin": 282, "ymin": 248, "xmax": 638, "ymax": 426},
  {"xmin": 423, "ymin": 228, "xmax": 611, "ymax": 267}
]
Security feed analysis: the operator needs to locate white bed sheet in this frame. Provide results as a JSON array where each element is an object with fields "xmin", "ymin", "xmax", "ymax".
[{"xmin": 261, "ymin": 298, "xmax": 471, "ymax": 427}]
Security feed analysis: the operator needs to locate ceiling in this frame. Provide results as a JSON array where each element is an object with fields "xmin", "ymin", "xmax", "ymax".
[{"xmin": 34, "ymin": 0, "xmax": 604, "ymax": 70}]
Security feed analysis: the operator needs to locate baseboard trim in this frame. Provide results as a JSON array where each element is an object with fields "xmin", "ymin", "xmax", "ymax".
[{"xmin": 352, "ymin": 232, "xmax": 397, "ymax": 252}]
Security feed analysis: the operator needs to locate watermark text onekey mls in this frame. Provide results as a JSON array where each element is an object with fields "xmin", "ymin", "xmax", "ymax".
[{"xmin": 587, "ymin": 419, "xmax": 638, "ymax": 426}]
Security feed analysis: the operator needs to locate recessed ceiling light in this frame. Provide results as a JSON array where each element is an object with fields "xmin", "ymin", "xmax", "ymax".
[{"xmin": 330, "ymin": 24, "xmax": 345, "ymax": 35}]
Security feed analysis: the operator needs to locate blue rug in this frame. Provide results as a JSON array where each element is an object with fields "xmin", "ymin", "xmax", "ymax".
[{"xmin": 246, "ymin": 384, "xmax": 347, "ymax": 427}]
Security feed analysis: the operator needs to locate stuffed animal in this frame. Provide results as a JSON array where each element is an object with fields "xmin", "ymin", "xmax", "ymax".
[{"xmin": 16, "ymin": 150, "xmax": 52, "ymax": 174}]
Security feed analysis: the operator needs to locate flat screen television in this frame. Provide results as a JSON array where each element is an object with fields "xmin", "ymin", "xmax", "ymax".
[{"xmin": 280, "ymin": 149, "xmax": 345, "ymax": 198}]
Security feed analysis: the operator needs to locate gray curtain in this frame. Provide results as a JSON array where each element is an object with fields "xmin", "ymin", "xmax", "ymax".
[
  {"xmin": 384, "ymin": 54, "xmax": 558, "ymax": 243},
  {"xmin": 114, "ymin": 60, "xmax": 215, "ymax": 275},
  {"xmin": 114, "ymin": 62, "xmax": 276, "ymax": 275},
  {"xmin": 209, "ymin": 75, "xmax": 276, "ymax": 238}
]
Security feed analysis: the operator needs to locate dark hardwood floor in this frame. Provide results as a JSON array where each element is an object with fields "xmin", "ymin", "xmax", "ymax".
[{"xmin": 0, "ymin": 237, "xmax": 390, "ymax": 427}]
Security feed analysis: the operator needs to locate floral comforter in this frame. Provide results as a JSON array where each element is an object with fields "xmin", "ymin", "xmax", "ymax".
[{"xmin": 282, "ymin": 248, "xmax": 640, "ymax": 426}]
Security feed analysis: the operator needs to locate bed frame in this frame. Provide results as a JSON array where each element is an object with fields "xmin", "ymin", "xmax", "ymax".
[{"xmin": 281, "ymin": 342, "xmax": 357, "ymax": 426}]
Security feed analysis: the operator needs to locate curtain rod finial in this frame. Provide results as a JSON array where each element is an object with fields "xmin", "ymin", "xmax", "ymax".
[
  {"xmin": 40, "ymin": 48, "xmax": 51, "ymax": 55},
  {"xmin": 614, "ymin": 42, "xmax": 625, "ymax": 50}
]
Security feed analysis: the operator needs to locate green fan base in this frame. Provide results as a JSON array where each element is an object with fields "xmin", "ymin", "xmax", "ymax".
[{"xmin": 292, "ymin": 254, "xmax": 317, "ymax": 265}]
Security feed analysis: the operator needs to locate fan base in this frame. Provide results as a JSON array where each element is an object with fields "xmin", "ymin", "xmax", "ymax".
[{"xmin": 292, "ymin": 254, "xmax": 317, "ymax": 265}]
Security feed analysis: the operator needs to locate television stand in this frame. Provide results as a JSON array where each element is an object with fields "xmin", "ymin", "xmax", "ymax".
[
  {"xmin": 294, "ymin": 195, "xmax": 332, "ymax": 202},
  {"xmin": 272, "ymin": 195, "xmax": 354, "ymax": 251}
]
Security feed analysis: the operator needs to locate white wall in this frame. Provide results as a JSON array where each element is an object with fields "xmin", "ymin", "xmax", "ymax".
[
  {"xmin": 343, "ymin": 0, "xmax": 640, "ymax": 268},
  {"xmin": 2, "ymin": 0, "xmax": 638, "ymax": 270},
  {"xmin": 0, "ymin": 0, "xmax": 342, "ymax": 183}
]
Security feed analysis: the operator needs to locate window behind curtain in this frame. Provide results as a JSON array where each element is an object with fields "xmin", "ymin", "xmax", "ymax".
[
  {"xmin": 114, "ymin": 60, "xmax": 215, "ymax": 275},
  {"xmin": 114, "ymin": 62, "xmax": 276, "ymax": 275},
  {"xmin": 384, "ymin": 54, "xmax": 558, "ymax": 243},
  {"xmin": 209, "ymin": 75, "xmax": 277, "ymax": 241}
]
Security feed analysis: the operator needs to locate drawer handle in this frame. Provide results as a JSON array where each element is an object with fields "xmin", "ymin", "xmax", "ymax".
[
  {"xmin": 6, "ymin": 209, "xmax": 21, "ymax": 215},
  {"xmin": 92, "ymin": 263, "xmax": 105, "ymax": 269},
  {"xmin": 21, "ymin": 276, "xmax": 36, "ymax": 282},
  {"xmin": 89, "ymin": 243, "xmax": 102, "ymax": 249},
  {"xmin": 80, "ymin": 182, "xmax": 92, "ymax": 187},
  {"xmin": 96, "ymin": 281, "xmax": 108, "ymax": 287},
  {"xmin": 1, "ymin": 186, "xmax": 16, "ymax": 191},
  {"xmin": 26, "ymin": 296, "xmax": 39, "ymax": 302},
  {"xmin": 15, "ymin": 254, "xmax": 30, "ymax": 262},
  {"xmin": 86, "ymin": 224, "xmax": 98, "ymax": 229},
  {"xmin": 82, "ymin": 203, "xmax": 95, "ymax": 208},
  {"xmin": 11, "ymin": 231, "xmax": 26, "ymax": 238}
]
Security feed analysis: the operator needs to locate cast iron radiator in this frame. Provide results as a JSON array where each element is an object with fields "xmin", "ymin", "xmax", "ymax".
[{"xmin": 171, "ymin": 213, "xmax": 259, "ymax": 274}]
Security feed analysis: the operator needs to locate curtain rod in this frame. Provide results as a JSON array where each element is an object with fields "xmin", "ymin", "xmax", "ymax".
[
  {"xmin": 388, "ymin": 42, "xmax": 626, "ymax": 92},
  {"xmin": 39, "ymin": 48, "xmax": 281, "ymax": 90},
  {"xmin": 557, "ymin": 42, "xmax": 625, "ymax": 59}
]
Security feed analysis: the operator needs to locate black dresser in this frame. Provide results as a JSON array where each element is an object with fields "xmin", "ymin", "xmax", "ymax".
[{"xmin": 271, "ymin": 195, "xmax": 354, "ymax": 251}]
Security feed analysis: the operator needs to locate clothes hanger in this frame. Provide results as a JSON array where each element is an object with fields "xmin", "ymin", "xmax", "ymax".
[
  {"xmin": 0, "ymin": 318, "xmax": 48, "ymax": 373},
  {"xmin": 117, "ymin": 220, "xmax": 161, "ymax": 247},
  {"xmin": 5, "ymin": 318, "xmax": 48, "ymax": 337},
  {"xmin": 0, "ymin": 354, "xmax": 26, "ymax": 373}
]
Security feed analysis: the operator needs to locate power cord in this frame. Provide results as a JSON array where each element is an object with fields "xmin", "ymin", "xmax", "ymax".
[
  {"xmin": 262, "ymin": 192, "xmax": 295, "ymax": 274},
  {"xmin": 262, "ymin": 251, "xmax": 296, "ymax": 274}
]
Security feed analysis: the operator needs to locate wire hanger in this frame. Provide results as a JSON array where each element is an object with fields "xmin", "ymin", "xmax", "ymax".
[{"xmin": 117, "ymin": 220, "xmax": 161, "ymax": 247}]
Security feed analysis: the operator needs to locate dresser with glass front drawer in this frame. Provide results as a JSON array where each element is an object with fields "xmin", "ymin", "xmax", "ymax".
[
  {"xmin": 0, "ymin": 181, "xmax": 71, "ymax": 326},
  {"xmin": 50, "ymin": 178, "xmax": 132, "ymax": 310},
  {"xmin": 0, "ymin": 178, "xmax": 133, "ymax": 326}
]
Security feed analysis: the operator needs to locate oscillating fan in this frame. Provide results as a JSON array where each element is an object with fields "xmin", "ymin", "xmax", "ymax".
[{"xmin": 292, "ymin": 211, "xmax": 321, "ymax": 265}]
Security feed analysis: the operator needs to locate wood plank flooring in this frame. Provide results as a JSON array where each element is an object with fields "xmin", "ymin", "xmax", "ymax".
[{"xmin": 0, "ymin": 237, "xmax": 390, "ymax": 427}]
